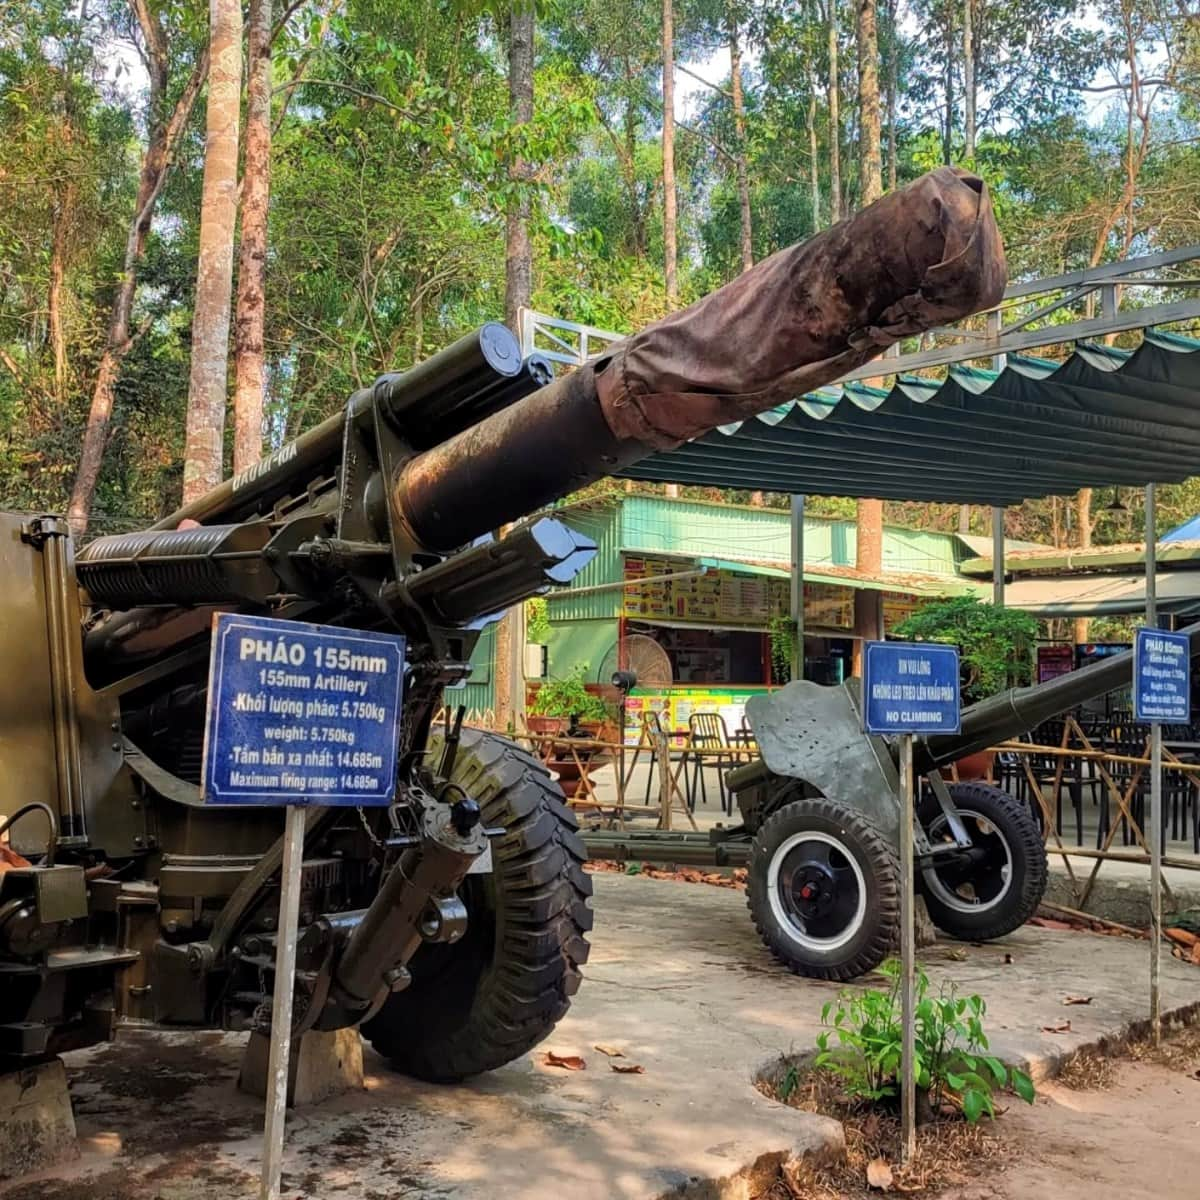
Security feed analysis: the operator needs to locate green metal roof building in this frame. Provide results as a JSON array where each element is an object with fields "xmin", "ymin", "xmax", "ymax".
[{"xmin": 455, "ymin": 494, "xmax": 990, "ymax": 719}]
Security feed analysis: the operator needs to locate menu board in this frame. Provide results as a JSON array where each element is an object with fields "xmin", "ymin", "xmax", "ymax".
[
  {"xmin": 622, "ymin": 556, "xmax": 854, "ymax": 630},
  {"xmin": 623, "ymin": 686, "xmax": 770, "ymax": 743},
  {"xmin": 1037, "ymin": 644, "xmax": 1075, "ymax": 683}
]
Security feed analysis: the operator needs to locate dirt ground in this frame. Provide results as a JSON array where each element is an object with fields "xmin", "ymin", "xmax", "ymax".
[{"xmin": 944, "ymin": 1056, "xmax": 1199, "ymax": 1200}]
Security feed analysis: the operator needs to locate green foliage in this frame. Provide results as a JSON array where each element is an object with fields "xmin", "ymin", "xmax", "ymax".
[
  {"xmin": 894, "ymin": 596, "xmax": 1038, "ymax": 703},
  {"xmin": 526, "ymin": 597, "xmax": 552, "ymax": 645},
  {"xmin": 529, "ymin": 662, "xmax": 612, "ymax": 722},
  {"xmin": 0, "ymin": 0, "xmax": 1198, "ymax": 540},
  {"xmin": 768, "ymin": 614, "xmax": 796, "ymax": 685},
  {"xmin": 815, "ymin": 959, "xmax": 1035, "ymax": 1122}
]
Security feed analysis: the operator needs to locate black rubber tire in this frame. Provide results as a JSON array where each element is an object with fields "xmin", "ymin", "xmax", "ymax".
[
  {"xmin": 362, "ymin": 729, "xmax": 592, "ymax": 1081},
  {"xmin": 747, "ymin": 793, "xmax": 901, "ymax": 982},
  {"xmin": 918, "ymin": 781, "xmax": 1047, "ymax": 942}
]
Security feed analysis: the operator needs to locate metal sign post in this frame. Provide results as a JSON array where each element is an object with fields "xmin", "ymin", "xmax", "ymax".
[
  {"xmin": 1133, "ymin": 623, "xmax": 1190, "ymax": 1045},
  {"xmin": 863, "ymin": 640, "xmax": 961, "ymax": 1164},
  {"xmin": 200, "ymin": 613, "xmax": 407, "ymax": 1199},
  {"xmin": 260, "ymin": 805, "xmax": 306, "ymax": 1200},
  {"xmin": 897, "ymin": 731, "xmax": 916, "ymax": 1162}
]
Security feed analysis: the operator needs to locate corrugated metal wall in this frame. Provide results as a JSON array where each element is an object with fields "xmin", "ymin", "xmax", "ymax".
[
  {"xmin": 543, "ymin": 503, "xmax": 624, "ymax": 621},
  {"xmin": 615, "ymin": 495, "xmax": 961, "ymax": 577}
]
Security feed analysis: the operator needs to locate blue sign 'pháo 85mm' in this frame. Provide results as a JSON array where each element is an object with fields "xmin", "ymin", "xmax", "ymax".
[
  {"xmin": 1133, "ymin": 627, "xmax": 1191, "ymax": 725},
  {"xmin": 863, "ymin": 640, "xmax": 961, "ymax": 736},
  {"xmin": 202, "ymin": 613, "xmax": 406, "ymax": 806}
]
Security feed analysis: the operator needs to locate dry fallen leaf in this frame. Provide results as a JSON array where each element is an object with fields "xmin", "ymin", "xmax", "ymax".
[
  {"xmin": 1042, "ymin": 1020, "xmax": 1072, "ymax": 1034},
  {"xmin": 594, "ymin": 1044, "xmax": 624, "ymax": 1058},
  {"xmin": 542, "ymin": 1051, "xmax": 586, "ymax": 1071},
  {"xmin": 1190, "ymin": 943, "xmax": 1200, "ymax": 966},
  {"xmin": 610, "ymin": 1062, "xmax": 645, "ymax": 1074},
  {"xmin": 866, "ymin": 1158, "xmax": 894, "ymax": 1191},
  {"xmin": 1063, "ymin": 996, "xmax": 1092, "ymax": 1006}
]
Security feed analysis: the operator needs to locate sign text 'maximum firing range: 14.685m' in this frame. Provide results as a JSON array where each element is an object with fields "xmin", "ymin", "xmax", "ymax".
[{"xmin": 203, "ymin": 613, "xmax": 407, "ymax": 807}]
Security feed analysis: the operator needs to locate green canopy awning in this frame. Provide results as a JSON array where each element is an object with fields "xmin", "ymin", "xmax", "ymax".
[{"xmin": 618, "ymin": 330, "xmax": 1200, "ymax": 506}]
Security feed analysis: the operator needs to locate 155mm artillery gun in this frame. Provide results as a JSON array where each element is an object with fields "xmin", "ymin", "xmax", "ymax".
[
  {"xmin": 722, "ymin": 628, "xmax": 1200, "ymax": 981},
  {"xmin": 0, "ymin": 167, "xmax": 1004, "ymax": 1082}
]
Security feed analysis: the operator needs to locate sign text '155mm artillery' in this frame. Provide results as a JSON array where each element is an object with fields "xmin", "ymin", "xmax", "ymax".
[{"xmin": 0, "ymin": 168, "xmax": 1003, "ymax": 1080}]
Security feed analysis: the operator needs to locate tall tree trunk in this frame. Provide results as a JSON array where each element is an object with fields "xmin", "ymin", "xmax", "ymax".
[
  {"xmin": 504, "ymin": 0, "xmax": 534, "ymax": 331},
  {"xmin": 662, "ymin": 0, "xmax": 678, "ymax": 304},
  {"xmin": 805, "ymin": 32, "xmax": 821, "ymax": 228},
  {"xmin": 233, "ymin": 0, "xmax": 272, "ymax": 474},
  {"xmin": 729, "ymin": 13, "xmax": 753, "ymax": 272},
  {"xmin": 942, "ymin": 18, "xmax": 954, "ymax": 165},
  {"xmin": 853, "ymin": 0, "xmax": 884, "ymax": 663},
  {"xmin": 853, "ymin": 498, "xmax": 884, "ymax": 675},
  {"xmin": 1073, "ymin": 488, "xmax": 1093, "ymax": 644},
  {"xmin": 66, "ymin": 7, "xmax": 208, "ymax": 535},
  {"xmin": 827, "ymin": 0, "xmax": 842, "ymax": 221},
  {"xmin": 856, "ymin": 0, "xmax": 882, "ymax": 204},
  {"xmin": 496, "ymin": 0, "xmax": 536, "ymax": 732},
  {"xmin": 48, "ymin": 194, "xmax": 71, "ymax": 401},
  {"xmin": 184, "ymin": 0, "xmax": 243, "ymax": 502},
  {"xmin": 885, "ymin": 0, "xmax": 898, "ymax": 190},
  {"xmin": 963, "ymin": 0, "xmax": 976, "ymax": 158}
]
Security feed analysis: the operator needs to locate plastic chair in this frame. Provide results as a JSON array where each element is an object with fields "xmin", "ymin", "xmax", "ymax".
[{"xmin": 686, "ymin": 712, "xmax": 735, "ymax": 816}]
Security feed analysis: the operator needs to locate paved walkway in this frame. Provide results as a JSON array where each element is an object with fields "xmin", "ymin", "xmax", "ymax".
[{"xmin": 7, "ymin": 872, "xmax": 1199, "ymax": 1200}]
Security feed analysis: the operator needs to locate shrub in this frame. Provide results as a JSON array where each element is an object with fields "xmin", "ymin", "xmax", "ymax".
[
  {"xmin": 529, "ymin": 662, "xmax": 611, "ymax": 723},
  {"xmin": 815, "ymin": 959, "xmax": 1035, "ymax": 1123}
]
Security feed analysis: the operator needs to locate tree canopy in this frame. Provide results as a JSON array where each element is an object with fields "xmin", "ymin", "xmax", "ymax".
[{"xmin": 1, "ymin": 0, "xmax": 1198, "ymax": 540}]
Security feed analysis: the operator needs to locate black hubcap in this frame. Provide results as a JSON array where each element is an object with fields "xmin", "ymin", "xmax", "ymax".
[
  {"xmin": 929, "ymin": 813, "xmax": 1010, "ymax": 905},
  {"xmin": 777, "ymin": 840, "xmax": 862, "ymax": 940}
]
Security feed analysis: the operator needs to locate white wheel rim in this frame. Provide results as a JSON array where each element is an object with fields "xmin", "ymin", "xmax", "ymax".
[
  {"xmin": 924, "ymin": 808, "xmax": 1013, "ymax": 915},
  {"xmin": 767, "ymin": 830, "xmax": 868, "ymax": 952}
]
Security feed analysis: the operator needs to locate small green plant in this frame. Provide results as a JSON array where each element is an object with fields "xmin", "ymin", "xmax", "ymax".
[
  {"xmin": 779, "ymin": 1061, "xmax": 802, "ymax": 1103},
  {"xmin": 529, "ymin": 662, "xmax": 611, "ymax": 723},
  {"xmin": 815, "ymin": 959, "xmax": 1035, "ymax": 1123}
]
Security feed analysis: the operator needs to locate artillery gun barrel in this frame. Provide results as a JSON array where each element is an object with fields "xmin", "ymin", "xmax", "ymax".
[
  {"xmin": 150, "ymin": 166, "xmax": 1003, "ymax": 554},
  {"xmin": 919, "ymin": 620, "xmax": 1200, "ymax": 771}
]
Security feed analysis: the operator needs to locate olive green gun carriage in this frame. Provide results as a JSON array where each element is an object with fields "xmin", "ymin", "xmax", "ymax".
[{"xmin": 0, "ymin": 168, "xmax": 1007, "ymax": 1079}]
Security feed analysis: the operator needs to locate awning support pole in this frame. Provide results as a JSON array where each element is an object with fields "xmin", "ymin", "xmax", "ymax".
[
  {"xmin": 790, "ymin": 494, "xmax": 805, "ymax": 681},
  {"xmin": 992, "ymin": 507, "xmax": 1005, "ymax": 607},
  {"xmin": 1146, "ymin": 482, "xmax": 1162, "ymax": 1044}
]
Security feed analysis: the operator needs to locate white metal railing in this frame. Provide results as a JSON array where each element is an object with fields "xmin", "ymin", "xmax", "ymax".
[
  {"xmin": 838, "ymin": 244, "xmax": 1200, "ymax": 381},
  {"xmin": 518, "ymin": 308, "xmax": 622, "ymax": 365}
]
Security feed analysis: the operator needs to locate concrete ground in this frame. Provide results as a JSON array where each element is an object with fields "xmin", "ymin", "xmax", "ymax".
[{"xmin": 6, "ymin": 871, "xmax": 1200, "ymax": 1200}]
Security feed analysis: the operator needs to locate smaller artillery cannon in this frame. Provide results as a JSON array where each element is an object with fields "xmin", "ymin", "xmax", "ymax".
[{"xmin": 719, "ymin": 626, "xmax": 1200, "ymax": 981}]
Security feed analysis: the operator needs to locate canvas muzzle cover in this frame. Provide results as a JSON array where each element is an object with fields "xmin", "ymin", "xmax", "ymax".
[{"xmin": 593, "ymin": 166, "xmax": 1007, "ymax": 448}]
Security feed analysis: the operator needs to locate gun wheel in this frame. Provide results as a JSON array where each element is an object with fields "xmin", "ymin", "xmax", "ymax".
[
  {"xmin": 919, "ymin": 781, "xmax": 1047, "ymax": 942},
  {"xmin": 362, "ymin": 729, "xmax": 592, "ymax": 1082},
  {"xmin": 747, "ymin": 794, "xmax": 900, "ymax": 982}
]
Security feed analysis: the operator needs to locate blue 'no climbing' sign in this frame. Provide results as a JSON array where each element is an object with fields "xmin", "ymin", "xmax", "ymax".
[
  {"xmin": 1134, "ymin": 628, "xmax": 1191, "ymax": 724},
  {"xmin": 863, "ymin": 640, "xmax": 961, "ymax": 736},
  {"xmin": 202, "ymin": 613, "xmax": 406, "ymax": 806}
]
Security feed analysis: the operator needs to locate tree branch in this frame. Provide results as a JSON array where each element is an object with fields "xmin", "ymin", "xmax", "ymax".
[
  {"xmin": 677, "ymin": 62, "xmax": 732, "ymax": 100},
  {"xmin": 271, "ymin": 77, "xmax": 417, "ymax": 120}
]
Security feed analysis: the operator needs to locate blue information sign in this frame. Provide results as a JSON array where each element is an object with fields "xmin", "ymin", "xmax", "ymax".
[
  {"xmin": 863, "ymin": 640, "xmax": 961, "ymax": 736},
  {"xmin": 1134, "ymin": 628, "xmax": 1191, "ymax": 724},
  {"xmin": 203, "ymin": 613, "xmax": 406, "ymax": 806}
]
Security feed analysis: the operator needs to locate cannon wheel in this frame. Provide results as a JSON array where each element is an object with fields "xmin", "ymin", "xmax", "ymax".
[
  {"xmin": 363, "ymin": 729, "xmax": 592, "ymax": 1081},
  {"xmin": 918, "ymin": 781, "xmax": 1047, "ymax": 942},
  {"xmin": 747, "ymin": 793, "xmax": 900, "ymax": 981}
]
